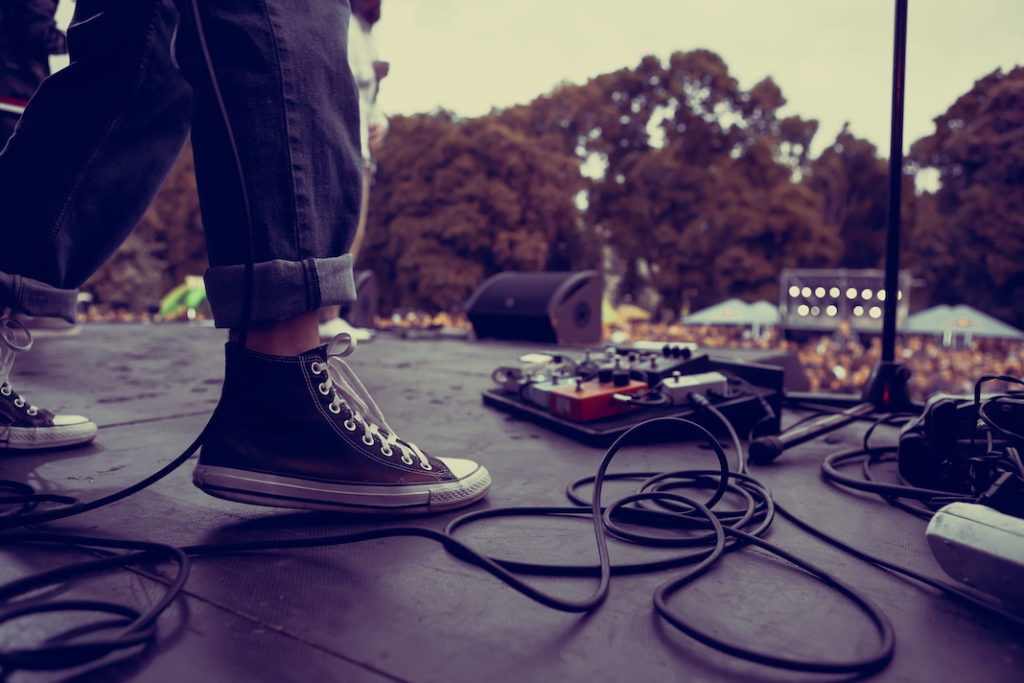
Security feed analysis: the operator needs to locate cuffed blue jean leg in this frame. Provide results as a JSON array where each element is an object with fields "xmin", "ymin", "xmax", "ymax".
[{"xmin": 0, "ymin": 0, "xmax": 362, "ymax": 329}]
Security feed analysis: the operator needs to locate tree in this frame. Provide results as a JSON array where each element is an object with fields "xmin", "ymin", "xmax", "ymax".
[
  {"xmin": 361, "ymin": 113, "xmax": 594, "ymax": 314},
  {"xmin": 805, "ymin": 126, "xmax": 889, "ymax": 268},
  {"xmin": 553, "ymin": 51, "xmax": 831, "ymax": 316},
  {"xmin": 909, "ymin": 67, "xmax": 1024, "ymax": 328}
]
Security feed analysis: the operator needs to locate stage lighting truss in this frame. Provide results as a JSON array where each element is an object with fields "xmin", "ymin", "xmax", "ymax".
[{"xmin": 779, "ymin": 268, "xmax": 911, "ymax": 332}]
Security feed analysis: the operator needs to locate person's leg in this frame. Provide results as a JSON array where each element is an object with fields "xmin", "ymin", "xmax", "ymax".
[
  {"xmin": 176, "ymin": 0, "xmax": 490, "ymax": 514},
  {"xmin": 318, "ymin": 165, "xmax": 373, "ymax": 341},
  {"xmin": 0, "ymin": 0, "xmax": 191, "ymax": 450},
  {"xmin": 173, "ymin": 0, "xmax": 362, "ymax": 330},
  {"xmin": 0, "ymin": 0, "xmax": 192, "ymax": 310}
]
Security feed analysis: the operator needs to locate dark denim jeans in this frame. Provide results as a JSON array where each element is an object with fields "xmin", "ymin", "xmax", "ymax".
[{"xmin": 0, "ymin": 0, "xmax": 361, "ymax": 327}]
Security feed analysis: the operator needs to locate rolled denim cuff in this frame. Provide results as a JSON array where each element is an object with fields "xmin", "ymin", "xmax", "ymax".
[
  {"xmin": 204, "ymin": 255, "xmax": 356, "ymax": 329},
  {"xmin": 0, "ymin": 272, "xmax": 79, "ymax": 323}
]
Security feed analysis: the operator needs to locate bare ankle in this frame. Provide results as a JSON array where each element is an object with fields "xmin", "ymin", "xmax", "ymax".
[{"xmin": 229, "ymin": 310, "xmax": 320, "ymax": 356}]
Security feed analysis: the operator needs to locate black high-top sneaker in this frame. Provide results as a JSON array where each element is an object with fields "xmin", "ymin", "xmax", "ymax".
[
  {"xmin": 193, "ymin": 337, "xmax": 491, "ymax": 514},
  {"xmin": 0, "ymin": 318, "xmax": 97, "ymax": 451}
]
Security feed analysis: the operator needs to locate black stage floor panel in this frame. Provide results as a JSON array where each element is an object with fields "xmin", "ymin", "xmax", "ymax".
[{"xmin": 1, "ymin": 325, "xmax": 1021, "ymax": 682}]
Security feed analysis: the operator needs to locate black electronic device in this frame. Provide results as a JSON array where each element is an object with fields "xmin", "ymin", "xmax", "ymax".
[
  {"xmin": 898, "ymin": 393, "xmax": 1018, "ymax": 495},
  {"xmin": 482, "ymin": 346, "xmax": 782, "ymax": 447}
]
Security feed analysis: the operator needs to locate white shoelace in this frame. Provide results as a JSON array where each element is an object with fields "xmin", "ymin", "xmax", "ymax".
[
  {"xmin": 0, "ymin": 317, "xmax": 38, "ymax": 415},
  {"xmin": 311, "ymin": 333, "xmax": 432, "ymax": 470}
]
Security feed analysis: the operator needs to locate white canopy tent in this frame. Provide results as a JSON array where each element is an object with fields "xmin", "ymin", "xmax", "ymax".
[
  {"xmin": 682, "ymin": 299, "xmax": 780, "ymax": 326},
  {"xmin": 904, "ymin": 304, "xmax": 1023, "ymax": 346}
]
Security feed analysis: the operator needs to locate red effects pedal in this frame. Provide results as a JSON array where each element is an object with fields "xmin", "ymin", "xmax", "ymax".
[{"xmin": 549, "ymin": 378, "xmax": 648, "ymax": 422}]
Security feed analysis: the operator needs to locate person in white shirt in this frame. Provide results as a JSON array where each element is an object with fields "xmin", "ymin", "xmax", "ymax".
[{"xmin": 319, "ymin": 0, "xmax": 388, "ymax": 342}]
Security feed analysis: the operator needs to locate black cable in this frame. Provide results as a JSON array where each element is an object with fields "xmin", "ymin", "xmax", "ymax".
[
  {"xmin": 653, "ymin": 520, "xmax": 895, "ymax": 674},
  {"xmin": 1, "ymin": 414, "xmax": 901, "ymax": 676},
  {"xmin": 802, "ymin": 422, "xmax": 1024, "ymax": 628},
  {"xmin": 978, "ymin": 395, "xmax": 1024, "ymax": 442},
  {"xmin": 822, "ymin": 446, "xmax": 974, "ymax": 504},
  {"xmin": 0, "ymin": 533, "xmax": 189, "ymax": 671},
  {"xmin": 774, "ymin": 501, "xmax": 1024, "ymax": 629},
  {"xmin": 971, "ymin": 376, "xmax": 1024, "ymax": 458},
  {"xmin": 861, "ymin": 411, "xmax": 915, "ymax": 451},
  {"xmin": 188, "ymin": 0, "xmax": 255, "ymax": 349},
  {"xmin": 0, "ymin": 431, "xmax": 204, "ymax": 530}
]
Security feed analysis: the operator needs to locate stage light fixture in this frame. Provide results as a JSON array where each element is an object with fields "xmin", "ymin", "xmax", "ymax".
[{"xmin": 780, "ymin": 268, "xmax": 911, "ymax": 334}]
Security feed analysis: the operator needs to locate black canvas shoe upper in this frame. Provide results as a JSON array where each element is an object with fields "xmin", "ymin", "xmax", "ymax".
[
  {"xmin": 0, "ymin": 382, "xmax": 56, "ymax": 428},
  {"xmin": 199, "ymin": 339, "xmax": 466, "ymax": 487},
  {"xmin": 0, "ymin": 317, "xmax": 97, "ymax": 450}
]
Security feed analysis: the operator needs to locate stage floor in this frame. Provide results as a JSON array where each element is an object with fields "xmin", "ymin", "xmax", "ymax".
[{"xmin": 2, "ymin": 323, "xmax": 1021, "ymax": 682}]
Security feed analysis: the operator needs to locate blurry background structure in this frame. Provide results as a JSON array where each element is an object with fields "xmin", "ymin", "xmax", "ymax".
[{"xmin": 41, "ymin": 0, "xmax": 1022, "ymax": 401}]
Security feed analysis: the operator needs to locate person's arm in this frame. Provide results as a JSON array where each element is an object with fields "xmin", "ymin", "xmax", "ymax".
[{"xmin": 13, "ymin": 0, "xmax": 68, "ymax": 55}]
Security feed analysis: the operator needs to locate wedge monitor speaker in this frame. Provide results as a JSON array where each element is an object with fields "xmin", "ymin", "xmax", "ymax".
[{"xmin": 465, "ymin": 270, "xmax": 602, "ymax": 345}]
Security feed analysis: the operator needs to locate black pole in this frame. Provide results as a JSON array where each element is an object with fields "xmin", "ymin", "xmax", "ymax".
[
  {"xmin": 749, "ymin": 0, "xmax": 916, "ymax": 463},
  {"xmin": 882, "ymin": 0, "xmax": 908, "ymax": 363},
  {"xmin": 858, "ymin": 0, "xmax": 913, "ymax": 411}
]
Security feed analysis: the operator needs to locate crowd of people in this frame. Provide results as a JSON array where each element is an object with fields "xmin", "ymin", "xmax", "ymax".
[{"xmin": 613, "ymin": 318, "xmax": 1023, "ymax": 402}]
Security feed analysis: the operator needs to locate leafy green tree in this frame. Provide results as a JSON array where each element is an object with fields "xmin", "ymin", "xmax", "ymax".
[
  {"xmin": 806, "ymin": 126, "xmax": 889, "ymax": 268},
  {"xmin": 361, "ymin": 113, "xmax": 594, "ymax": 313},
  {"xmin": 909, "ymin": 67, "xmax": 1024, "ymax": 328},
  {"xmin": 535, "ymin": 50, "xmax": 833, "ymax": 316}
]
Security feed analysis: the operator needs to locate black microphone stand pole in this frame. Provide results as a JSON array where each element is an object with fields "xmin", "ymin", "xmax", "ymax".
[
  {"xmin": 750, "ymin": 0, "xmax": 914, "ymax": 464},
  {"xmin": 861, "ymin": 0, "xmax": 913, "ymax": 411}
]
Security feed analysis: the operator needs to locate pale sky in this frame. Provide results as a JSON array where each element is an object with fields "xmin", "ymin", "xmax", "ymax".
[
  {"xmin": 372, "ymin": 0, "xmax": 1024, "ymax": 158},
  {"xmin": 54, "ymin": 1, "xmax": 1024, "ymax": 159}
]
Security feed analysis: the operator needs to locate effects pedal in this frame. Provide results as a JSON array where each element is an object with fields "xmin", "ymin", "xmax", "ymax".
[
  {"xmin": 522, "ymin": 374, "xmax": 572, "ymax": 410},
  {"xmin": 657, "ymin": 371, "xmax": 729, "ymax": 405},
  {"xmin": 550, "ymin": 377, "xmax": 648, "ymax": 422},
  {"xmin": 482, "ymin": 345, "xmax": 783, "ymax": 446},
  {"xmin": 628, "ymin": 353, "xmax": 710, "ymax": 385}
]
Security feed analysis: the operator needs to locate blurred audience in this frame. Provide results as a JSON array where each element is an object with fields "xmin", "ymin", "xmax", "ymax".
[{"xmin": 613, "ymin": 319, "xmax": 1023, "ymax": 402}]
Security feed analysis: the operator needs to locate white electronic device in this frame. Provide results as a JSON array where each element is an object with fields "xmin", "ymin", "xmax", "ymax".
[
  {"xmin": 657, "ymin": 371, "xmax": 729, "ymax": 405},
  {"xmin": 925, "ymin": 502, "xmax": 1024, "ymax": 606}
]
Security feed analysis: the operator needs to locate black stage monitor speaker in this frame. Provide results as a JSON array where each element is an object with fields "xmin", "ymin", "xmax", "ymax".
[
  {"xmin": 465, "ymin": 270, "xmax": 603, "ymax": 345},
  {"xmin": 342, "ymin": 270, "xmax": 378, "ymax": 328}
]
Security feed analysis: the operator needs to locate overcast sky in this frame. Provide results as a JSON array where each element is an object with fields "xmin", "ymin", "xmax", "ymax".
[
  {"xmin": 53, "ymin": 1, "xmax": 1024, "ymax": 159},
  {"xmin": 372, "ymin": 0, "xmax": 1024, "ymax": 158}
]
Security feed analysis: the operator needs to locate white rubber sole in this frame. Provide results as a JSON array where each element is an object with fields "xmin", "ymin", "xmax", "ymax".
[
  {"xmin": 193, "ymin": 460, "xmax": 491, "ymax": 514},
  {"xmin": 0, "ymin": 418, "xmax": 98, "ymax": 450}
]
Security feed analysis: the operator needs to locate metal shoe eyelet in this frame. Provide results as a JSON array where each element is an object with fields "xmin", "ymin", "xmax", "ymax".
[
  {"xmin": 310, "ymin": 362, "xmax": 323, "ymax": 375},
  {"xmin": 380, "ymin": 445, "xmax": 393, "ymax": 456},
  {"xmin": 362, "ymin": 433, "xmax": 375, "ymax": 446},
  {"xmin": 27, "ymin": 407, "xmax": 38, "ymax": 416},
  {"xmin": 14, "ymin": 398, "xmax": 24, "ymax": 408},
  {"xmin": 401, "ymin": 453, "xmax": 414, "ymax": 465},
  {"xmin": 328, "ymin": 402, "xmax": 341, "ymax": 414},
  {"xmin": 0, "ymin": 385, "xmax": 10, "ymax": 396},
  {"xmin": 318, "ymin": 382, "xmax": 331, "ymax": 396},
  {"xmin": 420, "ymin": 461, "xmax": 433, "ymax": 471},
  {"xmin": 343, "ymin": 419, "xmax": 357, "ymax": 431}
]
